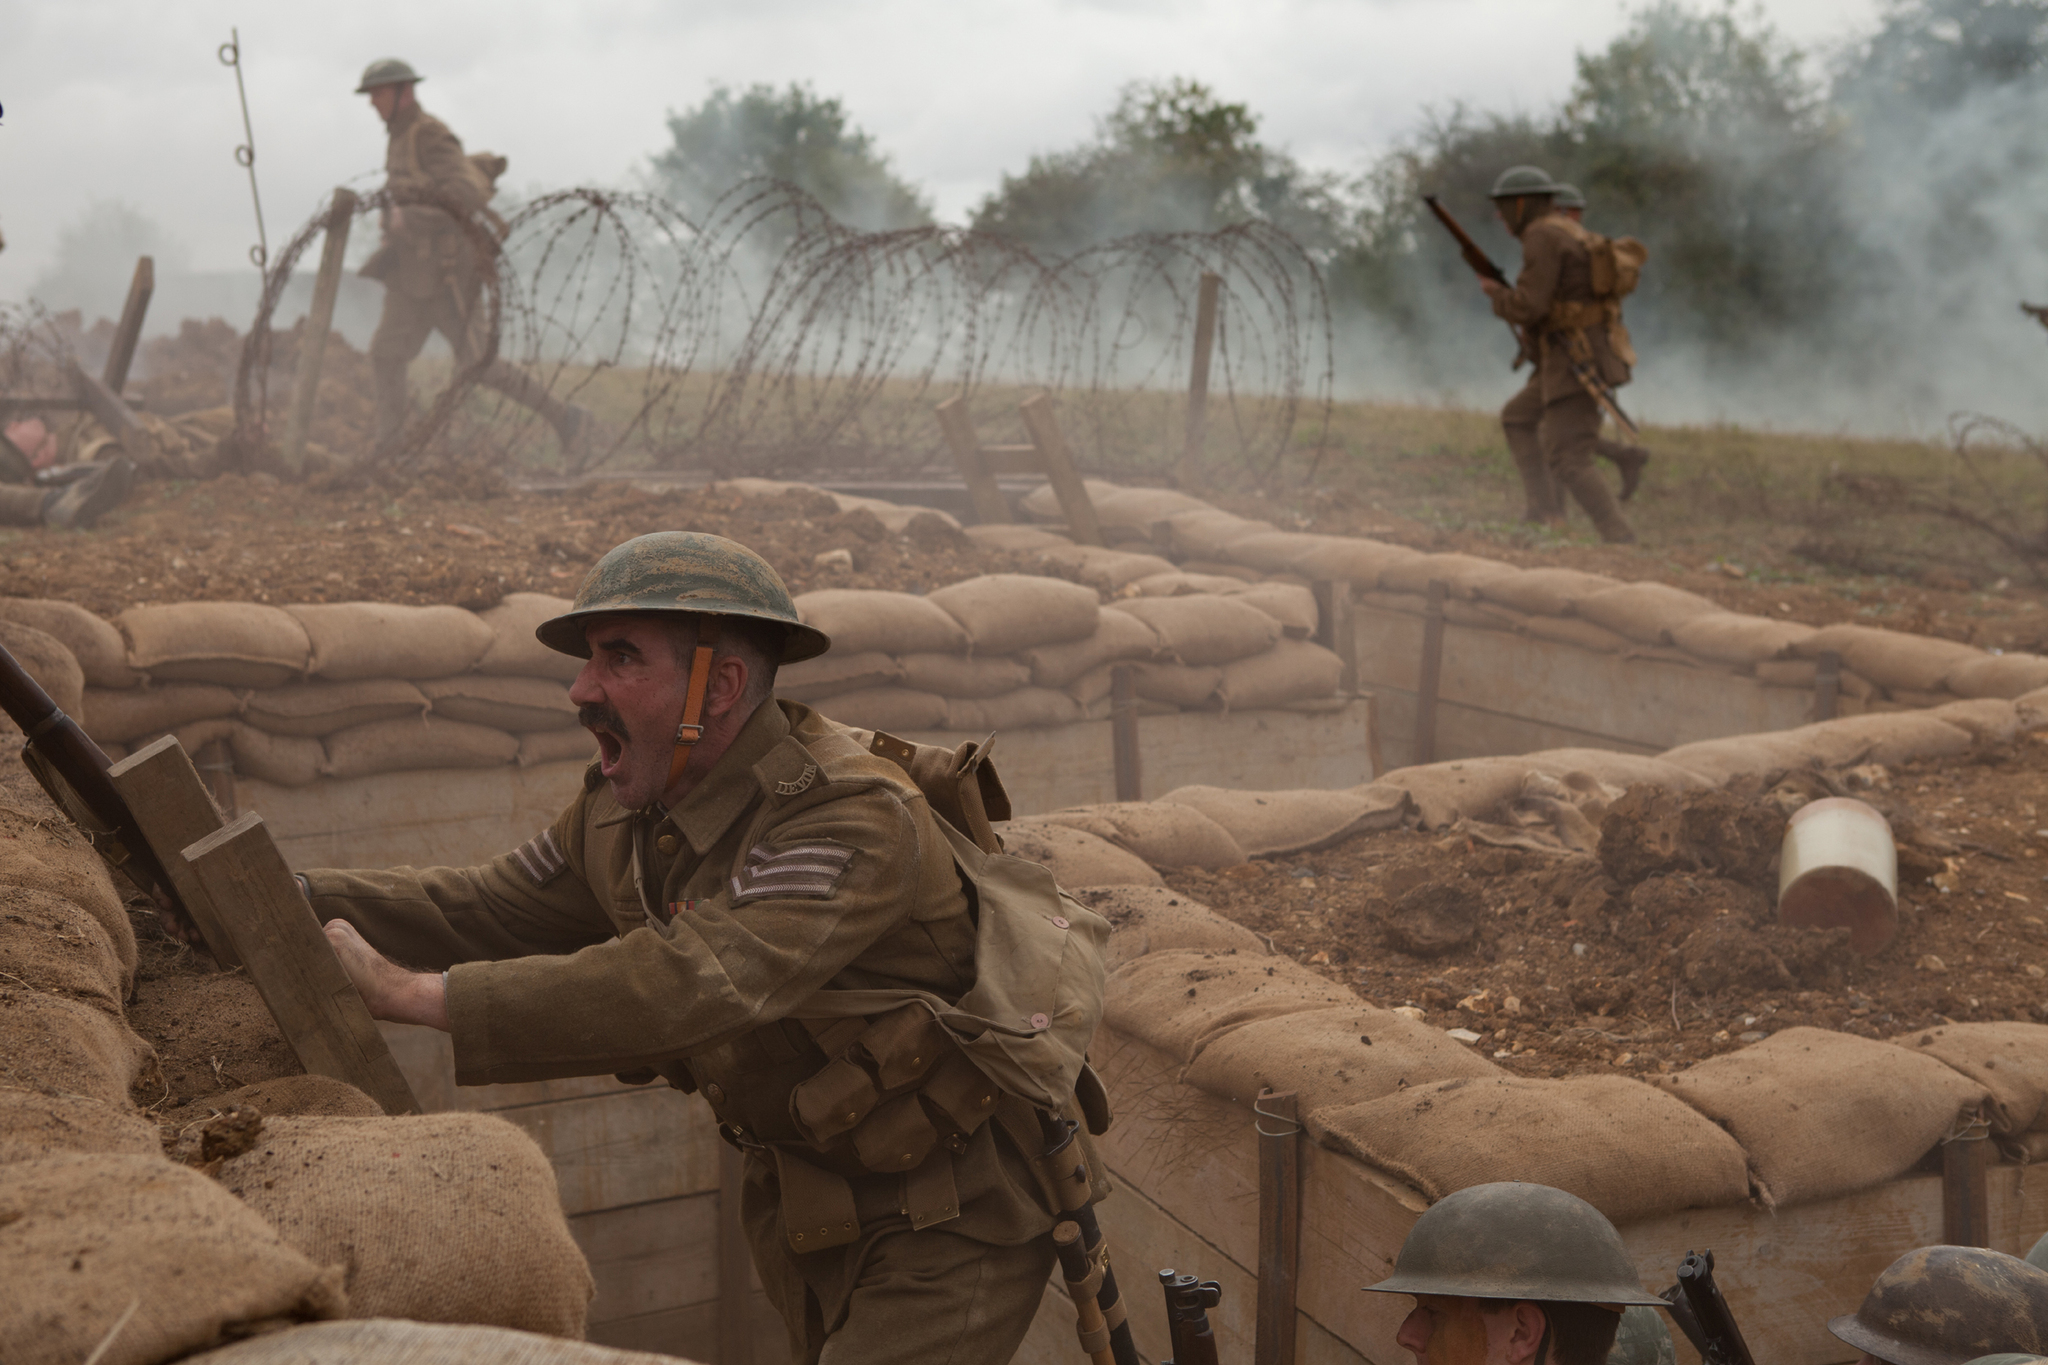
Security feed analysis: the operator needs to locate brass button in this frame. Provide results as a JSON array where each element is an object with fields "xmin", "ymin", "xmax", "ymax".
[
  {"xmin": 704, "ymin": 1082, "xmax": 725, "ymax": 1105},
  {"xmin": 656, "ymin": 833, "xmax": 680, "ymax": 855}
]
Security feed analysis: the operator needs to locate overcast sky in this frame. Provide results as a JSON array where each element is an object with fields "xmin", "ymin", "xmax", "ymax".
[{"xmin": 3, "ymin": 0, "xmax": 1883, "ymax": 297}]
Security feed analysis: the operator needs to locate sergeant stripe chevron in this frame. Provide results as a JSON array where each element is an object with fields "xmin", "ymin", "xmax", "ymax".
[{"xmin": 731, "ymin": 842, "xmax": 854, "ymax": 904}]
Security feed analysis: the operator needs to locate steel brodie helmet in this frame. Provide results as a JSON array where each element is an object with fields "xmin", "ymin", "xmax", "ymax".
[
  {"xmin": 1553, "ymin": 182, "xmax": 1587, "ymax": 210},
  {"xmin": 1363, "ymin": 1181, "xmax": 1666, "ymax": 1307},
  {"xmin": 1489, "ymin": 165, "xmax": 1564, "ymax": 199},
  {"xmin": 356, "ymin": 58, "xmax": 424, "ymax": 93},
  {"xmin": 1829, "ymin": 1247, "xmax": 2048, "ymax": 1365},
  {"xmin": 537, "ymin": 531, "xmax": 830, "ymax": 663}
]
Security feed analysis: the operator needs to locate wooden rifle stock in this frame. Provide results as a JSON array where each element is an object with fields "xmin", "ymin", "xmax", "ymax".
[{"xmin": 1423, "ymin": 194, "xmax": 1532, "ymax": 367}]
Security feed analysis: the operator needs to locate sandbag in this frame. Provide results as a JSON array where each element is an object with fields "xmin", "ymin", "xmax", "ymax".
[
  {"xmin": 1471, "ymin": 567, "xmax": 1620, "ymax": 617},
  {"xmin": 1066, "ymin": 664, "xmax": 1119, "ymax": 708},
  {"xmin": 1221, "ymin": 531, "xmax": 1335, "ymax": 574},
  {"xmin": 996, "ymin": 821, "xmax": 1163, "ymax": 887},
  {"xmin": 900, "ymin": 652, "xmax": 1033, "ymax": 699},
  {"xmin": 0, "ymin": 882, "xmax": 127, "ymax": 1010},
  {"xmin": 1667, "ymin": 612, "xmax": 1817, "ymax": 665},
  {"xmin": 812, "ymin": 687, "xmax": 949, "ymax": 733},
  {"xmin": 1019, "ymin": 610, "xmax": 1158, "ymax": 688},
  {"xmin": 1657, "ymin": 733, "xmax": 1814, "ymax": 784},
  {"xmin": 288, "ymin": 603, "xmax": 496, "ymax": 682},
  {"xmin": 242, "ymin": 680, "xmax": 430, "ymax": 737},
  {"xmin": 1779, "ymin": 712, "xmax": 1975, "ymax": 768},
  {"xmin": 1897, "ymin": 1023, "xmax": 2048, "ymax": 1138},
  {"xmin": 1312, "ymin": 1074, "xmax": 1753, "ymax": 1224},
  {"xmin": 1039, "ymin": 801, "xmax": 1247, "ymax": 871},
  {"xmin": 1128, "ymin": 661, "xmax": 1222, "ymax": 708},
  {"xmin": 1573, "ymin": 582, "xmax": 1723, "ymax": 645},
  {"xmin": 1518, "ymin": 615, "xmax": 1632, "ymax": 654},
  {"xmin": 1164, "ymin": 509, "xmax": 1277, "ymax": 559},
  {"xmin": 1159, "ymin": 784, "xmax": 1412, "ymax": 856},
  {"xmin": 1217, "ymin": 639, "xmax": 1344, "ymax": 711},
  {"xmin": 0, "ymin": 1090, "xmax": 161, "ymax": 1164},
  {"xmin": 474, "ymin": 593, "xmax": 582, "ymax": 683},
  {"xmin": 1289, "ymin": 538, "xmax": 1425, "ymax": 589},
  {"xmin": 1039, "ymin": 544, "xmax": 1178, "ymax": 591},
  {"xmin": 1071, "ymin": 885, "xmax": 1265, "ymax": 970},
  {"xmin": 1186, "ymin": 1005, "xmax": 1503, "ymax": 1112},
  {"xmin": 423, "ymin": 676, "xmax": 579, "ymax": 731},
  {"xmin": 219, "ymin": 1113, "xmax": 592, "ymax": 1336},
  {"xmin": 1930, "ymin": 698, "xmax": 2021, "ymax": 747},
  {"xmin": 518, "ymin": 729, "xmax": 597, "ymax": 768},
  {"xmin": 0, "ymin": 620, "xmax": 83, "ymax": 729},
  {"xmin": 0, "ymin": 802, "xmax": 134, "ymax": 993},
  {"xmin": 776, "ymin": 649, "xmax": 903, "ymax": 701},
  {"xmin": 1946, "ymin": 652, "xmax": 2048, "ymax": 700},
  {"xmin": 212, "ymin": 721, "xmax": 328, "ymax": 788},
  {"xmin": 83, "ymin": 682, "xmax": 242, "ymax": 743},
  {"xmin": 1103, "ymin": 950, "xmax": 1355, "ymax": 1064},
  {"xmin": 324, "ymin": 717, "xmax": 519, "ymax": 781},
  {"xmin": 1654, "ymin": 1027, "xmax": 1989, "ymax": 1208},
  {"xmin": 962, "ymin": 524, "xmax": 1075, "ymax": 553},
  {"xmin": 0, "ymin": 597, "xmax": 137, "ymax": 688},
  {"xmin": 1442, "ymin": 598, "xmax": 1527, "ymax": 632},
  {"xmin": 795, "ymin": 589, "xmax": 970, "ymax": 656},
  {"xmin": 1792, "ymin": 624, "xmax": 1986, "ymax": 695},
  {"xmin": 1130, "ymin": 570, "xmax": 1256, "ymax": 598},
  {"xmin": 1112, "ymin": 596, "xmax": 1279, "ymax": 666},
  {"xmin": 1521, "ymin": 748, "xmax": 1714, "ymax": 793},
  {"xmin": 946, "ymin": 687, "xmax": 1083, "ymax": 732},
  {"xmin": 0, "ymin": 992, "xmax": 153, "ymax": 1106},
  {"xmin": 1225, "ymin": 581, "xmax": 1319, "ymax": 638},
  {"xmin": 1090, "ymin": 485, "xmax": 1212, "ymax": 531},
  {"xmin": 166, "ymin": 1075, "xmax": 386, "ymax": 1125},
  {"xmin": 1753, "ymin": 659, "xmax": 1878, "ymax": 699},
  {"xmin": 118, "ymin": 602, "xmax": 312, "ymax": 688},
  {"xmin": 188, "ymin": 1320, "xmax": 707, "ymax": 1365},
  {"xmin": 926, "ymin": 574, "xmax": 1101, "ymax": 655},
  {"xmin": 1378, "ymin": 552, "xmax": 1514, "ymax": 599},
  {"xmin": 0, "ymin": 1154, "xmax": 346, "ymax": 1365},
  {"xmin": 1368, "ymin": 757, "xmax": 1544, "ymax": 829}
]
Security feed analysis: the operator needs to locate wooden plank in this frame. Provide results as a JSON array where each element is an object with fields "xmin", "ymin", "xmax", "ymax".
[
  {"xmin": 976, "ymin": 443, "xmax": 1043, "ymax": 475},
  {"xmin": 1814, "ymin": 649, "xmax": 1842, "ymax": 723},
  {"xmin": 67, "ymin": 357, "xmax": 159, "ymax": 470},
  {"xmin": 102, "ymin": 256, "xmax": 155, "ymax": 394},
  {"xmin": 1413, "ymin": 580, "xmax": 1448, "ymax": 766},
  {"xmin": 106, "ymin": 735, "xmax": 241, "ymax": 969},
  {"xmin": 1018, "ymin": 393, "xmax": 1104, "ymax": 547},
  {"xmin": 1943, "ymin": 1131, "xmax": 1991, "ymax": 1247},
  {"xmin": 1312, "ymin": 580, "xmax": 1357, "ymax": 698},
  {"xmin": 1178, "ymin": 271, "xmax": 1221, "ymax": 488},
  {"xmin": 1110, "ymin": 663, "xmax": 1142, "ymax": 802},
  {"xmin": 281, "ymin": 188, "xmax": 357, "ymax": 476},
  {"xmin": 719, "ymin": 1140, "xmax": 757, "ymax": 1365},
  {"xmin": 193, "ymin": 738, "xmax": 237, "ymax": 821},
  {"xmin": 181, "ymin": 811, "xmax": 419, "ymax": 1115},
  {"xmin": 1254, "ymin": 1090, "xmax": 1301, "ymax": 1365},
  {"xmin": 586, "ymin": 1291, "xmax": 784, "ymax": 1362},
  {"xmin": 378, "ymin": 1019, "xmax": 647, "ymax": 1114},
  {"xmin": 570, "ymin": 1192, "xmax": 720, "ymax": 1325},
  {"xmin": 494, "ymin": 1085, "xmax": 721, "ymax": 1215},
  {"xmin": 935, "ymin": 398, "xmax": 1010, "ymax": 526}
]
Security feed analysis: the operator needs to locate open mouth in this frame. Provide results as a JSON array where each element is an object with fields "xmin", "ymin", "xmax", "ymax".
[
  {"xmin": 580, "ymin": 705, "xmax": 629, "ymax": 775},
  {"xmin": 591, "ymin": 727, "xmax": 625, "ymax": 774}
]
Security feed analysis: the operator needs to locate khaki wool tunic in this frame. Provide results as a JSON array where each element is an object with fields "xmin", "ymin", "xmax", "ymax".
[
  {"xmin": 1490, "ymin": 210, "xmax": 1633, "ymax": 404},
  {"xmin": 377, "ymin": 102, "xmax": 486, "ymax": 301}
]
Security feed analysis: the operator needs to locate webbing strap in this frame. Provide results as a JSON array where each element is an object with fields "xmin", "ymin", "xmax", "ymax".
[{"xmin": 666, "ymin": 619, "xmax": 721, "ymax": 789}]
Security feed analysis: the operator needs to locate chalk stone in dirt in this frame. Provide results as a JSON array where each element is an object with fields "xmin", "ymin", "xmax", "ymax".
[
  {"xmin": 241, "ymin": 680, "xmax": 431, "ymax": 737},
  {"xmin": 0, "ymin": 597, "xmax": 139, "ymax": 689},
  {"xmin": 1071, "ymin": 885, "xmax": 1265, "ymax": 969},
  {"xmin": 218, "ymin": 1112, "xmax": 593, "ymax": 1336},
  {"xmin": 996, "ymin": 821, "xmax": 1162, "ymax": 888},
  {"xmin": 288, "ymin": 603, "xmax": 497, "ymax": 682},
  {"xmin": 1183, "ymin": 1004, "xmax": 1502, "ymax": 1112},
  {"xmin": 1652, "ymin": 1027, "xmax": 1990, "ymax": 1209},
  {"xmin": 0, "ymin": 1153, "xmax": 345, "ymax": 1365},
  {"xmin": 1309, "ymin": 1073, "xmax": 1753, "ymax": 1225},
  {"xmin": 117, "ymin": 602, "xmax": 313, "ymax": 689},
  {"xmin": 1104, "ymin": 949, "xmax": 1358, "ymax": 1065},
  {"xmin": 474, "ymin": 593, "xmax": 581, "ymax": 682}
]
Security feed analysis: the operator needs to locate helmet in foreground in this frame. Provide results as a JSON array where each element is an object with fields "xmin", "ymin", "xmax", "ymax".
[
  {"xmin": 1363, "ymin": 1182, "xmax": 1666, "ymax": 1307},
  {"xmin": 1829, "ymin": 1247, "xmax": 2048, "ymax": 1365},
  {"xmin": 538, "ymin": 531, "xmax": 828, "ymax": 664}
]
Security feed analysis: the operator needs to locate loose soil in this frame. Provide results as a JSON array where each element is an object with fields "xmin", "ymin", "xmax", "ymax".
[
  {"xmin": 125, "ymin": 921, "xmax": 300, "ymax": 1114},
  {"xmin": 1166, "ymin": 738, "xmax": 2048, "ymax": 1078}
]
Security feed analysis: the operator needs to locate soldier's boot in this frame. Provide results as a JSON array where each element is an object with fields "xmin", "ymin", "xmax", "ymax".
[
  {"xmin": 42, "ymin": 458, "xmax": 135, "ymax": 531},
  {"xmin": 1563, "ymin": 467, "xmax": 1636, "ymax": 544},
  {"xmin": 478, "ymin": 362, "xmax": 596, "ymax": 458},
  {"xmin": 1598, "ymin": 439, "xmax": 1651, "ymax": 501},
  {"xmin": 1507, "ymin": 432, "xmax": 1562, "ymax": 522}
]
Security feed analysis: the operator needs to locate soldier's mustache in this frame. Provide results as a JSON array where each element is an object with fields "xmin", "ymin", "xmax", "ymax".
[{"xmin": 578, "ymin": 704, "xmax": 630, "ymax": 742}]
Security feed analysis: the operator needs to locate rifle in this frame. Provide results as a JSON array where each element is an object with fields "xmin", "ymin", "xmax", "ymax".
[
  {"xmin": 1039, "ymin": 1112, "xmax": 1143, "ymax": 1365},
  {"xmin": 1660, "ymin": 1249, "xmax": 1757, "ymax": 1365},
  {"xmin": 1422, "ymin": 192, "xmax": 1642, "ymax": 442},
  {"xmin": 1159, "ymin": 1269, "xmax": 1222, "ymax": 1365}
]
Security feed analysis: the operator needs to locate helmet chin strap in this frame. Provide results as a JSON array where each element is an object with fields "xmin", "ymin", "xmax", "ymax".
[{"xmin": 666, "ymin": 618, "xmax": 721, "ymax": 791}]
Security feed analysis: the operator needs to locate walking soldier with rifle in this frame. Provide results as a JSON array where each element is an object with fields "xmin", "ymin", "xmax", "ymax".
[{"xmin": 1426, "ymin": 166, "xmax": 1650, "ymax": 541}]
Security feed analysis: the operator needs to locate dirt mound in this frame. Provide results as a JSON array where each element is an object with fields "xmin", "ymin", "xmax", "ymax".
[{"xmin": 125, "ymin": 929, "xmax": 302, "ymax": 1112}]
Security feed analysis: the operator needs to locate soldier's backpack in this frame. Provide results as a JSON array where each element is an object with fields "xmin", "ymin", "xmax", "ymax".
[{"xmin": 1588, "ymin": 231, "xmax": 1649, "ymax": 300}]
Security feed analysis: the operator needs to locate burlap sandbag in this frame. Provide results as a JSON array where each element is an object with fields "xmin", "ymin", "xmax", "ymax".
[
  {"xmin": 1792, "ymin": 624, "xmax": 1986, "ymax": 694},
  {"xmin": 1471, "ymin": 567, "xmax": 1619, "ymax": 617},
  {"xmin": 1779, "ymin": 712, "xmax": 1975, "ymax": 768},
  {"xmin": 84, "ymin": 682, "xmax": 242, "ymax": 744},
  {"xmin": 1218, "ymin": 639, "xmax": 1344, "ymax": 711},
  {"xmin": 963, "ymin": 523, "xmax": 1075, "ymax": 553},
  {"xmin": 1657, "ymin": 733, "xmax": 1813, "ymax": 784},
  {"xmin": 1157, "ymin": 784, "xmax": 1412, "ymax": 856},
  {"xmin": 422, "ymin": 676, "xmax": 578, "ymax": 731},
  {"xmin": 927, "ymin": 574, "xmax": 1102, "ymax": 655},
  {"xmin": 288, "ymin": 603, "xmax": 496, "ymax": 682},
  {"xmin": 1039, "ymin": 544, "xmax": 1178, "ymax": 591},
  {"xmin": 323, "ymin": 717, "xmax": 519, "ymax": 780},
  {"xmin": 1113, "ymin": 596, "xmax": 1279, "ymax": 666},
  {"xmin": 946, "ymin": 687, "xmax": 1083, "ymax": 732},
  {"xmin": 813, "ymin": 687, "xmax": 949, "ymax": 733},
  {"xmin": 1946, "ymin": 652, "xmax": 2048, "ymax": 700},
  {"xmin": 996, "ymin": 820, "xmax": 1164, "ymax": 887},
  {"xmin": 0, "ymin": 620, "xmax": 83, "ymax": 721},
  {"xmin": 1020, "ymin": 609, "xmax": 1158, "ymax": 688},
  {"xmin": 1930, "ymin": 698, "xmax": 2021, "ymax": 747},
  {"xmin": 1039, "ymin": 801, "xmax": 1247, "ymax": 871},
  {"xmin": 188, "ymin": 1319, "xmax": 707, "ymax": 1365},
  {"xmin": 474, "ymin": 593, "xmax": 581, "ymax": 682},
  {"xmin": 1129, "ymin": 660, "xmax": 1223, "ymax": 708},
  {"xmin": 776, "ymin": 649, "xmax": 903, "ymax": 701},
  {"xmin": 0, "ymin": 992, "xmax": 154, "ymax": 1106},
  {"xmin": 795, "ymin": 589, "xmax": 970, "ymax": 656},
  {"xmin": 1224, "ymin": 581, "xmax": 1319, "ymax": 638},
  {"xmin": 518, "ymin": 729, "xmax": 597, "ymax": 768},
  {"xmin": 1131, "ymin": 570, "xmax": 1255, "ymax": 598},
  {"xmin": 1521, "ymin": 748, "xmax": 1713, "ymax": 793},
  {"xmin": 1653, "ymin": 1027, "xmax": 1989, "ymax": 1209},
  {"xmin": 0, "ymin": 1153, "xmax": 346, "ymax": 1365},
  {"xmin": 1090, "ymin": 485, "xmax": 1212, "ymax": 531},
  {"xmin": 1373, "ymin": 757, "xmax": 1550, "ymax": 829},
  {"xmin": 0, "ymin": 882, "xmax": 126, "ymax": 1010},
  {"xmin": 1667, "ymin": 611, "xmax": 1817, "ymax": 665},
  {"xmin": 1312, "ymin": 1074, "xmax": 1753, "ymax": 1224},
  {"xmin": 0, "ymin": 800, "xmax": 133, "ymax": 993},
  {"xmin": 900, "ymin": 652, "xmax": 1033, "ymax": 698},
  {"xmin": 1221, "ymin": 531, "xmax": 1335, "ymax": 574},
  {"xmin": 1378, "ymin": 552, "xmax": 1514, "ymax": 599},
  {"xmin": 1572, "ymin": 582, "xmax": 1723, "ymax": 645},
  {"xmin": 1290, "ymin": 538, "xmax": 1425, "ymax": 589},
  {"xmin": 164, "ymin": 1075, "xmax": 385, "ymax": 1127},
  {"xmin": 0, "ymin": 597, "xmax": 139, "ymax": 688},
  {"xmin": 1442, "ymin": 599, "xmax": 1528, "ymax": 632},
  {"xmin": 1185, "ymin": 1005, "xmax": 1503, "ymax": 1111},
  {"xmin": 1518, "ymin": 615, "xmax": 1632, "ymax": 654},
  {"xmin": 1895, "ymin": 1023, "xmax": 2048, "ymax": 1138},
  {"xmin": 219, "ymin": 1113, "xmax": 593, "ymax": 1336},
  {"xmin": 0, "ymin": 1090, "xmax": 162, "ymax": 1164},
  {"xmin": 1103, "ymin": 950, "xmax": 1356, "ymax": 1064},
  {"xmin": 1164, "ymin": 509, "xmax": 1276, "ymax": 558},
  {"xmin": 118, "ymin": 602, "xmax": 312, "ymax": 688},
  {"xmin": 1071, "ymin": 885, "xmax": 1265, "ymax": 970},
  {"xmin": 242, "ymin": 680, "xmax": 430, "ymax": 737},
  {"xmin": 171, "ymin": 718, "xmax": 327, "ymax": 788}
]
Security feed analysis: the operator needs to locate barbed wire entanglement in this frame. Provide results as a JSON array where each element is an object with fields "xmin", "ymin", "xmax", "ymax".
[{"xmin": 231, "ymin": 178, "xmax": 1334, "ymax": 486}]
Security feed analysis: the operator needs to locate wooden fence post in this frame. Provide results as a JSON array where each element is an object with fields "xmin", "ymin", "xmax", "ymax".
[
  {"xmin": 1414, "ymin": 579, "xmax": 1449, "ymax": 767},
  {"xmin": 1254, "ymin": 1088, "xmax": 1301, "ymax": 1365},
  {"xmin": 1311, "ymin": 579, "xmax": 1357, "ymax": 696},
  {"xmin": 1941, "ymin": 1121, "xmax": 1991, "ymax": 1248},
  {"xmin": 103, "ymin": 256, "xmax": 155, "ymax": 395},
  {"xmin": 1018, "ymin": 393, "xmax": 1105, "ymax": 547},
  {"xmin": 1178, "ymin": 271, "xmax": 1220, "ymax": 488},
  {"xmin": 282, "ymin": 187, "xmax": 357, "ymax": 477},
  {"xmin": 1111, "ymin": 663, "xmax": 1142, "ymax": 802}
]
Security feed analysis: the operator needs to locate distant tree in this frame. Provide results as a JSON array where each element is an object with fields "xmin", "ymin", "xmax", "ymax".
[
  {"xmin": 30, "ymin": 200, "xmax": 186, "ymax": 320},
  {"xmin": 650, "ymin": 83, "xmax": 932, "ymax": 231},
  {"xmin": 970, "ymin": 78, "xmax": 1350, "ymax": 257},
  {"xmin": 1836, "ymin": 0, "xmax": 2048, "ymax": 110}
]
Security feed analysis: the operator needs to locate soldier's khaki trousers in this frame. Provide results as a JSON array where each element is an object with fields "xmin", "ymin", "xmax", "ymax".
[
  {"xmin": 369, "ymin": 282, "xmax": 573, "ymax": 447},
  {"xmin": 1500, "ymin": 379, "xmax": 1603, "ymax": 482},
  {"xmin": 0, "ymin": 484, "xmax": 47, "ymax": 527}
]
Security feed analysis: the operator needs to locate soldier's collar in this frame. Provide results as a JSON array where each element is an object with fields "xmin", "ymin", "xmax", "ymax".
[{"xmin": 663, "ymin": 698, "xmax": 791, "ymax": 854}]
